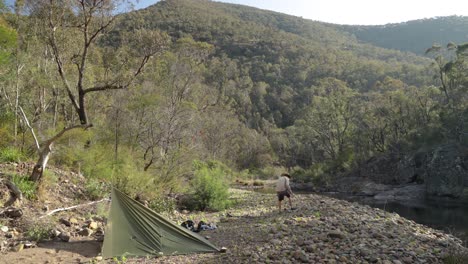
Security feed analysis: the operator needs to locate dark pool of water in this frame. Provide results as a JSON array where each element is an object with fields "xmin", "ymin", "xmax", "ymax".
[{"xmin": 325, "ymin": 193, "xmax": 468, "ymax": 246}]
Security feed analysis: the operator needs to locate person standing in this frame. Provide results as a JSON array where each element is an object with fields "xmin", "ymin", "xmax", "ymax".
[{"xmin": 276, "ymin": 173, "xmax": 293, "ymax": 212}]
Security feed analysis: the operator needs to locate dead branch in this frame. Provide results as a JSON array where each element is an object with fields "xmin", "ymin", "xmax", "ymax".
[
  {"xmin": 3, "ymin": 179, "xmax": 23, "ymax": 207},
  {"xmin": 39, "ymin": 198, "xmax": 110, "ymax": 218},
  {"xmin": 18, "ymin": 106, "xmax": 41, "ymax": 153}
]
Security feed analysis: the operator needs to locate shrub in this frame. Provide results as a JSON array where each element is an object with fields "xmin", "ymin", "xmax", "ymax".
[
  {"xmin": 80, "ymin": 144, "xmax": 115, "ymax": 180},
  {"xmin": 85, "ymin": 178, "xmax": 110, "ymax": 200},
  {"xmin": 149, "ymin": 197, "xmax": 177, "ymax": 213},
  {"xmin": 10, "ymin": 174, "xmax": 36, "ymax": 200},
  {"xmin": 252, "ymin": 180, "xmax": 264, "ymax": 186},
  {"xmin": 443, "ymin": 251, "xmax": 468, "ymax": 264},
  {"xmin": 0, "ymin": 147, "xmax": 25, "ymax": 162},
  {"xmin": 190, "ymin": 161, "xmax": 230, "ymax": 211},
  {"xmin": 249, "ymin": 166, "xmax": 282, "ymax": 180},
  {"xmin": 25, "ymin": 221, "xmax": 53, "ymax": 242},
  {"xmin": 292, "ymin": 164, "xmax": 331, "ymax": 187}
]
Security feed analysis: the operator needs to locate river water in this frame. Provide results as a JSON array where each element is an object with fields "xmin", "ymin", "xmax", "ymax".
[{"xmin": 324, "ymin": 193, "xmax": 468, "ymax": 246}]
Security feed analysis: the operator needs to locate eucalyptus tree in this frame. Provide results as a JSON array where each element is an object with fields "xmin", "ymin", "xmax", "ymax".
[
  {"xmin": 300, "ymin": 78, "xmax": 358, "ymax": 160},
  {"xmin": 426, "ymin": 43, "xmax": 468, "ymax": 143},
  {"xmin": 19, "ymin": 0, "xmax": 169, "ymax": 182},
  {"xmin": 0, "ymin": 8, "xmax": 18, "ymax": 147}
]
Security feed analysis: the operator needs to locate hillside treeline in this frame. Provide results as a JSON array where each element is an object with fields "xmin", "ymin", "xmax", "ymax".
[
  {"xmin": 339, "ymin": 16, "xmax": 468, "ymax": 55},
  {"xmin": 0, "ymin": 0, "xmax": 466, "ymax": 204}
]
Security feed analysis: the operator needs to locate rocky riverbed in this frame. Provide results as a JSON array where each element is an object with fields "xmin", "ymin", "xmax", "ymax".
[
  {"xmin": 1, "ymin": 185, "xmax": 467, "ymax": 263},
  {"xmin": 149, "ymin": 189, "xmax": 467, "ymax": 264}
]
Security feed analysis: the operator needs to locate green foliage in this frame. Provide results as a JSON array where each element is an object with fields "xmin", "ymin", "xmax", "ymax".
[
  {"xmin": 10, "ymin": 174, "xmax": 36, "ymax": 200},
  {"xmin": 443, "ymin": 252, "xmax": 468, "ymax": 264},
  {"xmin": 340, "ymin": 16, "xmax": 468, "ymax": 55},
  {"xmin": 189, "ymin": 160, "xmax": 230, "ymax": 211},
  {"xmin": 85, "ymin": 178, "xmax": 110, "ymax": 201},
  {"xmin": 292, "ymin": 164, "xmax": 331, "ymax": 187},
  {"xmin": 25, "ymin": 221, "xmax": 53, "ymax": 242},
  {"xmin": 0, "ymin": 110, "xmax": 14, "ymax": 148},
  {"xmin": 111, "ymin": 153, "xmax": 162, "ymax": 199},
  {"xmin": 248, "ymin": 166, "xmax": 282, "ymax": 180},
  {"xmin": 2, "ymin": 0, "xmax": 467, "ymax": 200},
  {"xmin": 80, "ymin": 144, "xmax": 115, "ymax": 180},
  {"xmin": 330, "ymin": 147, "xmax": 355, "ymax": 172},
  {"xmin": 0, "ymin": 17, "xmax": 16, "ymax": 64},
  {"xmin": 149, "ymin": 197, "xmax": 177, "ymax": 213},
  {"xmin": 0, "ymin": 147, "xmax": 25, "ymax": 162}
]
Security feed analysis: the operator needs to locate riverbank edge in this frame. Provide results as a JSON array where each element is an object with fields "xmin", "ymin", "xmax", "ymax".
[{"xmin": 147, "ymin": 188, "xmax": 468, "ymax": 264}]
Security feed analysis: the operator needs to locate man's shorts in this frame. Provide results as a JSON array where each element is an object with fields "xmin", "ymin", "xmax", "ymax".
[{"xmin": 277, "ymin": 190, "xmax": 290, "ymax": 201}]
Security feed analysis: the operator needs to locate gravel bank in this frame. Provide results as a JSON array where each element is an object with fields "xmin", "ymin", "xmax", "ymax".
[{"xmin": 144, "ymin": 189, "xmax": 468, "ymax": 264}]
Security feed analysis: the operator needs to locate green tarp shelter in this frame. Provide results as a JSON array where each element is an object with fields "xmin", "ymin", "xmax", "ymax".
[{"xmin": 102, "ymin": 188, "xmax": 219, "ymax": 258}]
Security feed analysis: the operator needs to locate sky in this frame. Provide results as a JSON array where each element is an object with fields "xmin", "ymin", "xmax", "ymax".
[{"xmin": 133, "ymin": 0, "xmax": 468, "ymax": 25}]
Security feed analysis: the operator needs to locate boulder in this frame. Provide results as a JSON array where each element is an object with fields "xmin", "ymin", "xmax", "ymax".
[
  {"xmin": 88, "ymin": 221, "xmax": 98, "ymax": 230},
  {"xmin": 59, "ymin": 232, "xmax": 71, "ymax": 242},
  {"xmin": 425, "ymin": 144, "xmax": 467, "ymax": 198},
  {"xmin": 359, "ymin": 182, "xmax": 393, "ymax": 196},
  {"xmin": 397, "ymin": 155, "xmax": 416, "ymax": 183},
  {"xmin": 78, "ymin": 228, "xmax": 93, "ymax": 237},
  {"xmin": 374, "ymin": 184, "xmax": 425, "ymax": 204}
]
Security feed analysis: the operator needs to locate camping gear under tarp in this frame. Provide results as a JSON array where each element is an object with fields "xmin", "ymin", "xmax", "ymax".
[{"xmin": 102, "ymin": 188, "xmax": 219, "ymax": 258}]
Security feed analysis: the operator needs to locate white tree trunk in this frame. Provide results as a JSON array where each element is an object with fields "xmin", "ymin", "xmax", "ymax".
[{"xmin": 30, "ymin": 145, "xmax": 52, "ymax": 182}]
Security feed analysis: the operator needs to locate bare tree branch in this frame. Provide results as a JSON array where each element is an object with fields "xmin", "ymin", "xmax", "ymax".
[
  {"xmin": 40, "ymin": 197, "xmax": 110, "ymax": 218},
  {"xmin": 18, "ymin": 106, "xmax": 40, "ymax": 153}
]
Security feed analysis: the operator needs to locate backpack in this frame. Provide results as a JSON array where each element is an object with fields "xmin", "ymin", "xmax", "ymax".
[{"xmin": 181, "ymin": 220, "xmax": 195, "ymax": 231}]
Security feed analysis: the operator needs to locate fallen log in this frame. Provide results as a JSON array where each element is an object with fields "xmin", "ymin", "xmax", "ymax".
[
  {"xmin": 0, "ymin": 207, "xmax": 23, "ymax": 218},
  {"xmin": 39, "ymin": 198, "xmax": 110, "ymax": 218},
  {"xmin": 3, "ymin": 178, "xmax": 23, "ymax": 207}
]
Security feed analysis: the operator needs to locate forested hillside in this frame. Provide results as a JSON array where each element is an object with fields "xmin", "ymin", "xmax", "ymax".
[
  {"xmin": 0, "ymin": 0, "xmax": 467, "ymax": 206},
  {"xmin": 339, "ymin": 16, "xmax": 468, "ymax": 55}
]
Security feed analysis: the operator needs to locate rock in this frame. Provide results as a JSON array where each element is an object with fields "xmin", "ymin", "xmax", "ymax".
[
  {"xmin": 271, "ymin": 239, "xmax": 282, "ymax": 246},
  {"xmin": 24, "ymin": 242, "xmax": 35, "ymax": 248},
  {"xmin": 360, "ymin": 182, "xmax": 393, "ymax": 196},
  {"xmin": 78, "ymin": 228, "xmax": 93, "ymax": 237},
  {"xmin": 69, "ymin": 218, "xmax": 79, "ymax": 225},
  {"xmin": 59, "ymin": 232, "xmax": 70, "ymax": 242},
  {"xmin": 374, "ymin": 184, "xmax": 425, "ymax": 203},
  {"xmin": 12, "ymin": 243, "xmax": 24, "ymax": 252},
  {"xmin": 327, "ymin": 231, "xmax": 345, "ymax": 239},
  {"xmin": 220, "ymin": 247, "xmax": 227, "ymax": 253},
  {"xmin": 426, "ymin": 144, "xmax": 467, "ymax": 198},
  {"xmin": 305, "ymin": 245, "xmax": 317, "ymax": 253},
  {"xmin": 0, "ymin": 226, "xmax": 8, "ymax": 232},
  {"xmin": 95, "ymin": 256, "xmax": 103, "ymax": 261},
  {"xmin": 401, "ymin": 256, "xmax": 413, "ymax": 263},
  {"xmin": 94, "ymin": 227, "xmax": 104, "ymax": 236},
  {"xmin": 295, "ymin": 237, "xmax": 305, "ymax": 246},
  {"xmin": 88, "ymin": 221, "xmax": 98, "ymax": 229},
  {"xmin": 59, "ymin": 218, "xmax": 71, "ymax": 227},
  {"xmin": 293, "ymin": 250, "xmax": 309, "ymax": 263},
  {"xmin": 51, "ymin": 229, "xmax": 61, "ymax": 238}
]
